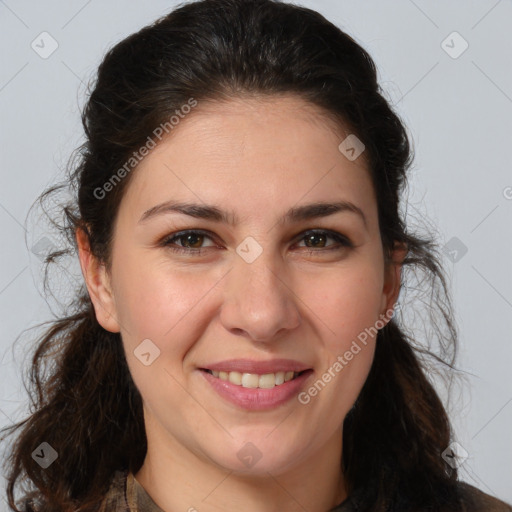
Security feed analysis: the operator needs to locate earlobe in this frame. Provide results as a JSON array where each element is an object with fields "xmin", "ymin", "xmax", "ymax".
[
  {"xmin": 380, "ymin": 242, "xmax": 408, "ymax": 323},
  {"xmin": 76, "ymin": 227, "xmax": 121, "ymax": 333}
]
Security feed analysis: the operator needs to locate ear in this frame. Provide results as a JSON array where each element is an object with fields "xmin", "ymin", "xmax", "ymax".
[
  {"xmin": 76, "ymin": 227, "xmax": 120, "ymax": 333},
  {"xmin": 379, "ymin": 241, "xmax": 407, "ymax": 324}
]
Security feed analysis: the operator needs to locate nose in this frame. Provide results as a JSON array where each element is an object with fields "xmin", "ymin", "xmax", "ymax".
[{"xmin": 219, "ymin": 253, "xmax": 301, "ymax": 342}]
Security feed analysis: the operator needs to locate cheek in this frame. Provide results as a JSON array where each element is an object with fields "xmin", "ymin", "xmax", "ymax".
[
  {"xmin": 300, "ymin": 258, "xmax": 384, "ymax": 342},
  {"xmin": 116, "ymin": 262, "xmax": 222, "ymax": 414},
  {"xmin": 296, "ymin": 257, "xmax": 383, "ymax": 402},
  {"xmin": 111, "ymin": 254, "xmax": 222, "ymax": 351},
  {"xmin": 297, "ymin": 269, "xmax": 380, "ymax": 426}
]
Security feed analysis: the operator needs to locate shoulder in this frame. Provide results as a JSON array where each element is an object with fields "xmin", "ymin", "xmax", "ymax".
[
  {"xmin": 18, "ymin": 471, "xmax": 131, "ymax": 512},
  {"xmin": 338, "ymin": 480, "xmax": 512, "ymax": 512},
  {"xmin": 456, "ymin": 481, "xmax": 512, "ymax": 512},
  {"xmin": 97, "ymin": 469, "xmax": 130, "ymax": 512}
]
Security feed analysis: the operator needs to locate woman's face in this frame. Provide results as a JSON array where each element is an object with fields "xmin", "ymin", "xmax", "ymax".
[{"xmin": 81, "ymin": 96, "xmax": 402, "ymax": 476}]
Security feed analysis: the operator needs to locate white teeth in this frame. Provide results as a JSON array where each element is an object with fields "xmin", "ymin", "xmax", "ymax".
[
  {"xmin": 207, "ymin": 369, "xmax": 301, "ymax": 388},
  {"xmin": 242, "ymin": 373, "xmax": 260, "ymax": 388},
  {"xmin": 228, "ymin": 371, "xmax": 242, "ymax": 385},
  {"xmin": 258, "ymin": 373, "xmax": 276, "ymax": 388}
]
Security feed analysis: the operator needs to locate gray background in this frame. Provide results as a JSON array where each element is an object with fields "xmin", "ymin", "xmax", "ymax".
[{"xmin": 1, "ymin": 0, "xmax": 511, "ymax": 507}]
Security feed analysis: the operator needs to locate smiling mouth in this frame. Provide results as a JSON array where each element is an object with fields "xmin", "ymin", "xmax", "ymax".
[{"xmin": 201, "ymin": 369, "xmax": 308, "ymax": 389}]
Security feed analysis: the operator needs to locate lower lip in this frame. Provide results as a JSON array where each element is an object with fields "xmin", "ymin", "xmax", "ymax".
[{"xmin": 200, "ymin": 370, "xmax": 314, "ymax": 411}]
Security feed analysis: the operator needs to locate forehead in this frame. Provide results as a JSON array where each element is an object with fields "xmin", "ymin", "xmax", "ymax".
[{"xmin": 118, "ymin": 95, "xmax": 377, "ymax": 228}]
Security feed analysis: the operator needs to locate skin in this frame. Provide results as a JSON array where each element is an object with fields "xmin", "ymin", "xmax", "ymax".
[{"xmin": 77, "ymin": 96, "xmax": 406, "ymax": 512}]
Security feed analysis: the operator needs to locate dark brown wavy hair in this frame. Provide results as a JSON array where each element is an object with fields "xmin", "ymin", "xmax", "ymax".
[{"xmin": 1, "ymin": 0, "xmax": 474, "ymax": 510}]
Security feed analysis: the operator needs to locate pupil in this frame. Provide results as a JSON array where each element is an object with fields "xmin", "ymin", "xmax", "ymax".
[
  {"xmin": 184, "ymin": 234, "xmax": 203, "ymax": 248},
  {"xmin": 306, "ymin": 233, "xmax": 326, "ymax": 248}
]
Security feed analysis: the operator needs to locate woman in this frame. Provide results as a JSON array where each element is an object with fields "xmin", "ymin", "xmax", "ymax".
[{"xmin": 2, "ymin": 0, "xmax": 511, "ymax": 510}]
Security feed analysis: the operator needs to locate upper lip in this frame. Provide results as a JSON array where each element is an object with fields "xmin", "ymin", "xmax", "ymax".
[{"xmin": 201, "ymin": 358, "xmax": 312, "ymax": 374}]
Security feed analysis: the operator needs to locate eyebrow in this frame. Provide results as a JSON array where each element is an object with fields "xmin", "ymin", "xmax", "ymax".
[{"xmin": 139, "ymin": 200, "xmax": 367, "ymax": 229}]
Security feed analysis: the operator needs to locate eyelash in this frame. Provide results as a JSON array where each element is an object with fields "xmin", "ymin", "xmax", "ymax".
[{"xmin": 159, "ymin": 229, "xmax": 353, "ymax": 255}]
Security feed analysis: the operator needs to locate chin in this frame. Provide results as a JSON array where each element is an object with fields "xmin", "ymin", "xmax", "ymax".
[{"xmin": 206, "ymin": 438, "xmax": 307, "ymax": 477}]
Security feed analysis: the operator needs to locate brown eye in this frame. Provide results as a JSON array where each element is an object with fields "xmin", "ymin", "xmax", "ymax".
[
  {"xmin": 297, "ymin": 230, "xmax": 352, "ymax": 251},
  {"xmin": 178, "ymin": 232, "xmax": 205, "ymax": 248},
  {"xmin": 304, "ymin": 232, "xmax": 328, "ymax": 248},
  {"xmin": 161, "ymin": 230, "xmax": 217, "ymax": 253}
]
